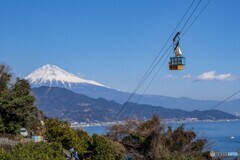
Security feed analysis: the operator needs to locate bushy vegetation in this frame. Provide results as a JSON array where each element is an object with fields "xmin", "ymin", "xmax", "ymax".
[
  {"xmin": 45, "ymin": 118, "xmax": 126, "ymax": 159},
  {"xmin": 91, "ymin": 134, "xmax": 125, "ymax": 160},
  {"xmin": 45, "ymin": 118, "xmax": 91, "ymax": 154},
  {"xmin": 0, "ymin": 142, "xmax": 65, "ymax": 160},
  {"xmin": 107, "ymin": 115, "xmax": 208, "ymax": 160}
]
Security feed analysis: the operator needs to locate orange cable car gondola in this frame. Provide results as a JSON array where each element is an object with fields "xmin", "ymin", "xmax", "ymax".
[{"xmin": 169, "ymin": 32, "xmax": 185, "ymax": 70}]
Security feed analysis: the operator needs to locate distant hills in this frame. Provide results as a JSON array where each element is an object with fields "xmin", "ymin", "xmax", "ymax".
[
  {"xmin": 32, "ymin": 87, "xmax": 238, "ymax": 122},
  {"xmin": 25, "ymin": 64, "xmax": 240, "ymax": 115}
]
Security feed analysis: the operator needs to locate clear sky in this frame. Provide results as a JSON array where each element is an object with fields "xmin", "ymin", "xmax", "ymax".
[{"xmin": 0, "ymin": 0, "xmax": 240, "ymax": 100}]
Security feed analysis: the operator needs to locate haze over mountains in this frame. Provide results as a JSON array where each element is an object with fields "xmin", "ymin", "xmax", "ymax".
[{"xmin": 25, "ymin": 64, "xmax": 240, "ymax": 119}]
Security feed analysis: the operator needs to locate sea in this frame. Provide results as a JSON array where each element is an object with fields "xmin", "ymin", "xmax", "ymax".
[{"xmin": 84, "ymin": 121, "xmax": 240, "ymax": 152}]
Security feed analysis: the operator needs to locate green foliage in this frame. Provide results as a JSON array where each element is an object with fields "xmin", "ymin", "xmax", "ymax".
[
  {"xmin": 45, "ymin": 118, "xmax": 91, "ymax": 154},
  {"xmin": 0, "ymin": 64, "xmax": 11, "ymax": 92},
  {"xmin": 0, "ymin": 64, "xmax": 42, "ymax": 135},
  {"xmin": 0, "ymin": 148, "xmax": 9, "ymax": 160},
  {"xmin": 45, "ymin": 118, "xmax": 126, "ymax": 159},
  {"xmin": 0, "ymin": 142, "xmax": 65, "ymax": 160},
  {"xmin": 92, "ymin": 134, "xmax": 125, "ymax": 160},
  {"xmin": 0, "ymin": 116, "xmax": 5, "ymax": 132},
  {"xmin": 76, "ymin": 129, "xmax": 93, "ymax": 150}
]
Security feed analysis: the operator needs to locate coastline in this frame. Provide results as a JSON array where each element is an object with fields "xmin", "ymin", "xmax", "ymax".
[{"xmin": 71, "ymin": 118, "xmax": 240, "ymax": 128}]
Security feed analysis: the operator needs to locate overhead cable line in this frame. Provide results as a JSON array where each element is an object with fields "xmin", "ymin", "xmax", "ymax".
[
  {"xmin": 180, "ymin": 0, "xmax": 202, "ymax": 33},
  {"xmin": 119, "ymin": 51, "xmax": 173, "ymax": 118},
  {"xmin": 210, "ymin": 89, "xmax": 240, "ymax": 110},
  {"xmin": 118, "ymin": 49, "xmax": 173, "ymax": 118},
  {"xmin": 117, "ymin": 0, "xmax": 199, "ymax": 116},
  {"xmin": 131, "ymin": 51, "xmax": 173, "ymax": 109},
  {"xmin": 118, "ymin": 0, "xmax": 214, "ymax": 118},
  {"xmin": 118, "ymin": 0, "xmax": 207, "ymax": 116},
  {"xmin": 117, "ymin": 41, "xmax": 173, "ymax": 115},
  {"xmin": 134, "ymin": 0, "xmax": 212, "ymax": 106},
  {"xmin": 182, "ymin": 0, "xmax": 212, "ymax": 37},
  {"xmin": 133, "ymin": 0, "xmax": 198, "ymax": 95}
]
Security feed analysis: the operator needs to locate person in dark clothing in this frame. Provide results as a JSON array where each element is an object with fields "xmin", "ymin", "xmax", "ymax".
[{"xmin": 73, "ymin": 151, "xmax": 79, "ymax": 160}]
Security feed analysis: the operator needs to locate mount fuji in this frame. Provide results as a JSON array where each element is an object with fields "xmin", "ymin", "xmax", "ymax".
[
  {"xmin": 25, "ymin": 64, "xmax": 131, "ymax": 101},
  {"xmin": 25, "ymin": 64, "xmax": 240, "ymax": 115},
  {"xmin": 25, "ymin": 64, "xmax": 107, "ymax": 88}
]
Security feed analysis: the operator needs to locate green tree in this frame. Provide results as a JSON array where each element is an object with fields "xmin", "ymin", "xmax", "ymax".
[
  {"xmin": 0, "ymin": 79, "xmax": 40, "ymax": 134},
  {"xmin": 92, "ymin": 134, "xmax": 125, "ymax": 160},
  {"xmin": 76, "ymin": 129, "xmax": 93, "ymax": 150},
  {"xmin": 0, "ymin": 64, "xmax": 43, "ymax": 135},
  {"xmin": 0, "ymin": 116, "xmax": 5, "ymax": 132},
  {"xmin": 45, "ymin": 118, "xmax": 91, "ymax": 154},
  {"xmin": 0, "ymin": 64, "xmax": 11, "ymax": 93}
]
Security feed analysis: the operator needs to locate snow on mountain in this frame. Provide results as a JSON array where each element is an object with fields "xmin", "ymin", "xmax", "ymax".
[{"xmin": 25, "ymin": 64, "xmax": 107, "ymax": 88}]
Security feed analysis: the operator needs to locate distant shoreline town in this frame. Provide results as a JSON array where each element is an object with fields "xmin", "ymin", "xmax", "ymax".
[{"xmin": 71, "ymin": 118, "xmax": 240, "ymax": 128}]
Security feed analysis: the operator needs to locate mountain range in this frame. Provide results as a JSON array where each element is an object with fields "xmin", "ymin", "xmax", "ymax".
[
  {"xmin": 32, "ymin": 86, "xmax": 237, "ymax": 122},
  {"xmin": 25, "ymin": 64, "xmax": 240, "ymax": 115}
]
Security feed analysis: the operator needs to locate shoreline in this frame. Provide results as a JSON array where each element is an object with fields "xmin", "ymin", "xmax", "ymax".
[{"xmin": 71, "ymin": 118, "xmax": 240, "ymax": 128}]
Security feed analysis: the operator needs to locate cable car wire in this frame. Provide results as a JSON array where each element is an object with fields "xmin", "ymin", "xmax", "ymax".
[
  {"xmin": 137, "ymin": 0, "xmax": 212, "ymax": 102},
  {"xmin": 210, "ymin": 89, "xmax": 240, "ymax": 110},
  {"xmin": 117, "ymin": 0, "xmax": 202, "ymax": 116},
  {"xmin": 180, "ymin": 0, "xmax": 202, "ymax": 33},
  {"xmin": 134, "ymin": 0, "xmax": 198, "ymax": 93},
  {"xmin": 119, "ymin": 0, "xmax": 234, "ymax": 119},
  {"xmin": 116, "ymin": 0, "xmax": 198, "ymax": 116},
  {"xmin": 117, "ymin": 43, "xmax": 173, "ymax": 117},
  {"xmin": 134, "ymin": 0, "xmax": 212, "ymax": 106},
  {"xmin": 182, "ymin": 0, "xmax": 212, "ymax": 37},
  {"xmin": 117, "ymin": 0, "xmax": 210, "ymax": 117},
  {"xmin": 129, "ymin": 51, "xmax": 172, "ymax": 114},
  {"xmin": 136, "ymin": 52, "xmax": 172, "ymax": 104},
  {"xmin": 118, "ymin": 50, "xmax": 172, "ymax": 118}
]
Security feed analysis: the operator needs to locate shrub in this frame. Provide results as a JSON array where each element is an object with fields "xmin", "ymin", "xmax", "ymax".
[
  {"xmin": 107, "ymin": 115, "xmax": 208, "ymax": 160},
  {"xmin": 0, "ymin": 142, "xmax": 65, "ymax": 160},
  {"xmin": 45, "ymin": 118, "xmax": 91, "ymax": 154},
  {"xmin": 92, "ymin": 134, "xmax": 125, "ymax": 160}
]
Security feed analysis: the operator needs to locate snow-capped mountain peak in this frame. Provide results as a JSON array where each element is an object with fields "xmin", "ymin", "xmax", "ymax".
[{"xmin": 25, "ymin": 64, "xmax": 106, "ymax": 88}]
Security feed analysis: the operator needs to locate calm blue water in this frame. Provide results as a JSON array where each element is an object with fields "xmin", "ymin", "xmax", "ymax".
[{"xmin": 84, "ymin": 121, "xmax": 240, "ymax": 152}]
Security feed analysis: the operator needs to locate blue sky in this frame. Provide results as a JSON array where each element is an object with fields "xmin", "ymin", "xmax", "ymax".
[{"xmin": 0, "ymin": 0, "xmax": 240, "ymax": 100}]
